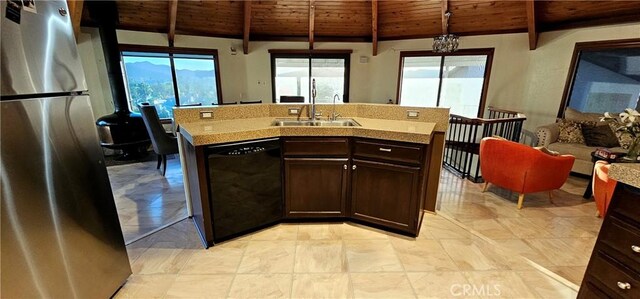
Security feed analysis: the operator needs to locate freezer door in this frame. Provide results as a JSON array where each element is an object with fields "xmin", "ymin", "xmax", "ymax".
[
  {"xmin": 1, "ymin": 0, "xmax": 87, "ymax": 97},
  {"xmin": 0, "ymin": 96, "xmax": 131, "ymax": 298}
]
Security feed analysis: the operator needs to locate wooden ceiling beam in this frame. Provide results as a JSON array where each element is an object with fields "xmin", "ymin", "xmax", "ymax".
[
  {"xmin": 243, "ymin": 0, "xmax": 251, "ymax": 54},
  {"xmin": 66, "ymin": 0, "xmax": 84, "ymax": 41},
  {"xmin": 168, "ymin": 0, "xmax": 178, "ymax": 47},
  {"xmin": 441, "ymin": 0, "xmax": 448, "ymax": 34},
  {"xmin": 526, "ymin": 0, "xmax": 538, "ymax": 50},
  {"xmin": 111, "ymin": 0, "xmax": 640, "ymax": 44},
  {"xmin": 372, "ymin": 0, "xmax": 378, "ymax": 56},
  {"xmin": 539, "ymin": 13, "xmax": 640, "ymax": 32},
  {"xmin": 309, "ymin": 0, "xmax": 315, "ymax": 50}
]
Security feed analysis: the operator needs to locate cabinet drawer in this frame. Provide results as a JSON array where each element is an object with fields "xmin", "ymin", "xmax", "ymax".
[
  {"xmin": 602, "ymin": 218, "xmax": 640, "ymax": 267},
  {"xmin": 589, "ymin": 252, "xmax": 640, "ymax": 298},
  {"xmin": 283, "ymin": 138, "xmax": 349, "ymax": 157},
  {"xmin": 609, "ymin": 184, "xmax": 640, "ymax": 227},
  {"xmin": 353, "ymin": 139, "xmax": 424, "ymax": 165},
  {"xmin": 578, "ymin": 280, "xmax": 614, "ymax": 299}
]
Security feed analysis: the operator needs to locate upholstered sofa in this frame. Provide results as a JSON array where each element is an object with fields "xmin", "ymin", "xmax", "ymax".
[{"xmin": 536, "ymin": 108, "xmax": 628, "ymax": 175}]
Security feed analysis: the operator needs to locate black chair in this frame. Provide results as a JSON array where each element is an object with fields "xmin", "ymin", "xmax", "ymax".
[
  {"xmin": 279, "ymin": 96, "xmax": 305, "ymax": 103},
  {"xmin": 240, "ymin": 100, "xmax": 262, "ymax": 104},
  {"xmin": 138, "ymin": 104, "xmax": 179, "ymax": 176}
]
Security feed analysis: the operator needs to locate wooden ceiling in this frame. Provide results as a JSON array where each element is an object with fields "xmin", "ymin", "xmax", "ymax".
[{"xmin": 81, "ymin": 0, "xmax": 640, "ymax": 53}]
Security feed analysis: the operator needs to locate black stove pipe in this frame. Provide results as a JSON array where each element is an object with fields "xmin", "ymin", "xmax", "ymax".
[
  {"xmin": 90, "ymin": 0, "xmax": 150, "ymax": 158},
  {"xmin": 88, "ymin": 0, "xmax": 128, "ymax": 112}
]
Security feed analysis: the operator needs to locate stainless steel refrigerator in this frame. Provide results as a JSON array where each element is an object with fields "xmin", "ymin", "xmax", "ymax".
[{"xmin": 1, "ymin": 1, "xmax": 131, "ymax": 298}]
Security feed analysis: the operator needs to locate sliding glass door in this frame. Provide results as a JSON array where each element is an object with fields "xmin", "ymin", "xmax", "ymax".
[
  {"xmin": 397, "ymin": 49, "xmax": 494, "ymax": 118},
  {"xmin": 271, "ymin": 51, "xmax": 351, "ymax": 103}
]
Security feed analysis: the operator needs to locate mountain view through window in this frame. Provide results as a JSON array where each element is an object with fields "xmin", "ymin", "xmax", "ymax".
[{"xmin": 122, "ymin": 51, "xmax": 219, "ymax": 118}]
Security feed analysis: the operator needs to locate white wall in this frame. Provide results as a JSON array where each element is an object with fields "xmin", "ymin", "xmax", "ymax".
[
  {"xmin": 77, "ymin": 27, "xmax": 114, "ymax": 118},
  {"xmin": 78, "ymin": 22, "xmax": 640, "ymax": 133},
  {"xmin": 519, "ymin": 23, "xmax": 640, "ymax": 131}
]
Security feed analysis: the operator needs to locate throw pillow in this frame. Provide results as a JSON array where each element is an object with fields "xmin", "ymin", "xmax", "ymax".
[
  {"xmin": 608, "ymin": 122, "xmax": 634, "ymax": 149},
  {"xmin": 581, "ymin": 125, "xmax": 620, "ymax": 148},
  {"xmin": 491, "ymin": 135, "xmax": 508, "ymax": 141},
  {"xmin": 534, "ymin": 146, "xmax": 560, "ymax": 156},
  {"xmin": 558, "ymin": 121, "xmax": 586, "ymax": 144}
]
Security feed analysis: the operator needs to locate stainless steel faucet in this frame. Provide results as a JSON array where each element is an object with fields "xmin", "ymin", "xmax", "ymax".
[
  {"xmin": 331, "ymin": 94, "xmax": 341, "ymax": 121},
  {"xmin": 310, "ymin": 79, "xmax": 317, "ymax": 121}
]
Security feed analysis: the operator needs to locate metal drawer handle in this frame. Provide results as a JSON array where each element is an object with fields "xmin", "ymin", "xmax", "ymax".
[
  {"xmin": 343, "ymin": 165, "xmax": 347, "ymax": 170},
  {"xmin": 632, "ymin": 245, "xmax": 640, "ymax": 253},
  {"xmin": 379, "ymin": 148, "xmax": 392, "ymax": 152},
  {"xmin": 352, "ymin": 165, "xmax": 357, "ymax": 170},
  {"xmin": 617, "ymin": 282, "xmax": 631, "ymax": 290}
]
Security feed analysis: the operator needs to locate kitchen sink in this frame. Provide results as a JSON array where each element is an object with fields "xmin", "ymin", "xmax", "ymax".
[{"xmin": 271, "ymin": 119, "xmax": 361, "ymax": 127}]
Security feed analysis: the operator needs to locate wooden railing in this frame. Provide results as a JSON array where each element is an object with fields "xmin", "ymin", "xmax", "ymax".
[{"xmin": 444, "ymin": 107, "xmax": 526, "ymax": 182}]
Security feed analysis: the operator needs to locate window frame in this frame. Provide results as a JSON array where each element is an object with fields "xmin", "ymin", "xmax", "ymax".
[
  {"xmin": 119, "ymin": 44, "xmax": 223, "ymax": 113},
  {"xmin": 558, "ymin": 38, "xmax": 640, "ymax": 118},
  {"xmin": 269, "ymin": 49, "xmax": 352, "ymax": 103},
  {"xmin": 396, "ymin": 48, "xmax": 494, "ymax": 117}
]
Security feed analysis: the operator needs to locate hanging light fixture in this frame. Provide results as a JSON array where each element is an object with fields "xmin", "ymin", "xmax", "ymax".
[{"xmin": 433, "ymin": 11, "xmax": 459, "ymax": 53}]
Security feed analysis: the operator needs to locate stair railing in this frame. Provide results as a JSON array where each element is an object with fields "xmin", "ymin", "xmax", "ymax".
[{"xmin": 444, "ymin": 106, "xmax": 526, "ymax": 182}]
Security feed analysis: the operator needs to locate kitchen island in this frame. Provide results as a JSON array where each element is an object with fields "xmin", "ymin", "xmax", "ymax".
[
  {"xmin": 578, "ymin": 163, "xmax": 640, "ymax": 298},
  {"xmin": 174, "ymin": 103, "xmax": 449, "ymax": 247}
]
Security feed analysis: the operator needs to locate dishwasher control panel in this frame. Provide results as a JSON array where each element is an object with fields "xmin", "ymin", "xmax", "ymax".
[{"xmin": 227, "ymin": 146, "xmax": 265, "ymax": 155}]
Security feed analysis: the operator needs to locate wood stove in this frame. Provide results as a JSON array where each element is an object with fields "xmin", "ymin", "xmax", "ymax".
[{"xmin": 90, "ymin": 1, "xmax": 149, "ymax": 159}]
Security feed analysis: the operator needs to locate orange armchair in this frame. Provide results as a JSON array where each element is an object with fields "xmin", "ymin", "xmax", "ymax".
[
  {"xmin": 479, "ymin": 137, "xmax": 575, "ymax": 209},
  {"xmin": 592, "ymin": 161, "xmax": 617, "ymax": 217}
]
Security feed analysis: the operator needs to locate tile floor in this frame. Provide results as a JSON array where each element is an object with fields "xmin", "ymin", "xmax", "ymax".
[
  {"xmin": 110, "ymin": 159, "xmax": 600, "ymax": 297},
  {"xmin": 437, "ymin": 170, "xmax": 599, "ymax": 286},
  {"xmin": 108, "ymin": 157, "xmax": 188, "ymax": 243},
  {"xmin": 117, "ymin": 217, "xmax": 578, "ymax": 298}
]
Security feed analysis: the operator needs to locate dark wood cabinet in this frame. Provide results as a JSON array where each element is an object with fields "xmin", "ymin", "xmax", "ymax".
[
  {"xmin": 186, "ymin": 135, "xmax": 433, "ymax": 246},
  {"xmin": 579, "ymin": 183, "xmax": 640, "ymax": 298},
  {"xmin": 353, "ymin": 139, "xmax": 423, "ymax": 166},
  {"xmin": 283, "ymin": 138, "xmax": 350, "ymax": 157},
  {"xmin": 281, "ymin": 137, "xmax": 426, "ymax": 235},
  {"xmin": 283, "ymin": 137, "xmax": 350, "ymax": 219},
  {"xmin": 284, "ymin": 158, "xmax": 348, "ymax": 218},
  {"xmin": 350, "ymin": 159, "xmax": 421, "ymax": 234}
]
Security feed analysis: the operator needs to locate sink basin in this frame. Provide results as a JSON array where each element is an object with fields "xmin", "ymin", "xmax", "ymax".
[{"xmin": 271, "ymin": 119, "xmax": 361, "ymax": 127}]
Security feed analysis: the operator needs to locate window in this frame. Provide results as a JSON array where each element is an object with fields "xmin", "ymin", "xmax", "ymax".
[
  {"xmin": 120, "ymin": 45, "xmax": 222, "ymax": 119},
  {"xmin": 397, "ymin": 49, "xmax": 494, "ymax": 117},
  {"xmin": 560, "ymin": 39, "xmax": 640, "ymax": 117},
  {"xmin": 270, "ymin": 50, "xmax": 351, "ymax": 103}
]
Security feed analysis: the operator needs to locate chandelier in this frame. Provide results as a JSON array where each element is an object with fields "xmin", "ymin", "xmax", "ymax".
[{"xmin": 433, "ymin": 12, "xmax": 459, "ymax": 53}]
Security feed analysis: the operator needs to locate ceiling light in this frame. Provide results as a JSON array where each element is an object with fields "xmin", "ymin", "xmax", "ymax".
[{"xmin": 433, "ymin": 12, "xmax": 459, "ymax": 53}]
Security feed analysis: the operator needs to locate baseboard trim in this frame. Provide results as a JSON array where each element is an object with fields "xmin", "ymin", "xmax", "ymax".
[{"xmin": 124, "ymin": 216, "xmax": 188, "ymax": 246}]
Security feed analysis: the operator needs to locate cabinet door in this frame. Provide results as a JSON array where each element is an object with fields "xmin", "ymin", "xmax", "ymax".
[
  {"xmin": 285, "ymin": 158, "xmax": 348, "ymax": 218},
  {"xmin": 350, "ymin": 159, "xmax": 420, "ymax": 233}
]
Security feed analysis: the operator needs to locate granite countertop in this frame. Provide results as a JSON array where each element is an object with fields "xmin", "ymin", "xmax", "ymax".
[
  {"xmin": 609, "ymin": 163, "xmax": 640, "ymax": 189},
  {"xmin": 179, "ymin": 117, "xmax": 437, "ymax": 146}
]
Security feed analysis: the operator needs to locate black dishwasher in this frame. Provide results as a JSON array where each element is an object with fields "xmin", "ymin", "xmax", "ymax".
[{"xmin": 206, "ymin": 138, "xmax": 283, "ymax": 243}]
